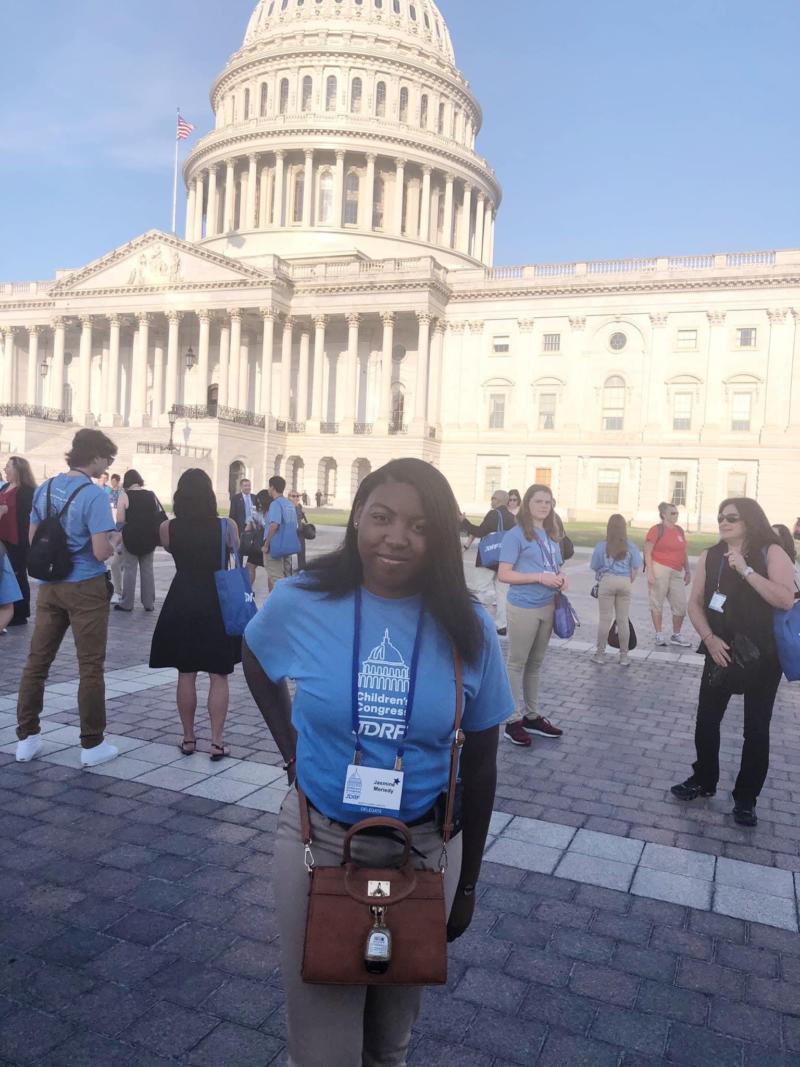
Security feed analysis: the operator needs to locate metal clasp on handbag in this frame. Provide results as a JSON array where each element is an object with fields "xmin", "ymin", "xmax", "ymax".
[{"xmin": 304, "ymin": 842, "xmax": 316, "ymax": 872}]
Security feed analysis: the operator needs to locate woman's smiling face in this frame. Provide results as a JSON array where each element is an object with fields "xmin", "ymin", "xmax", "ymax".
[{"xmin": 355, "ymin": 480, "xmax": 428, "ymax": 598}]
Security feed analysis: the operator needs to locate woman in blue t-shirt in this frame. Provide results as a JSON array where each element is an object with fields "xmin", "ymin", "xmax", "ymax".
[
  {"xmin": 590, "ymin": 514, "xmax": 643, "ymax": 666},
  {"xmin": 242, "ymin": 458, "xmax": 513, "ymax": 1067},
  {"xmin": 497, "ymin": 483, "xmax": 567, "ymax": 747}
]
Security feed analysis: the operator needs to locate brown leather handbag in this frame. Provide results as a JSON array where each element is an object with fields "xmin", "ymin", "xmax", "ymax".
[{"xmin": 299, "ymin": 652, "xmax": 464, "ymax": 986}]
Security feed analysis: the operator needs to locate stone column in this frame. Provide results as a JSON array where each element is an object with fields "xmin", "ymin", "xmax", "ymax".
[
  {"xmin": 334, "ymin": 150, "xmax": 345, "ymax": 227},
  {"xmin": 414, "ymin": 313, "xmax": 433, "ymax": 425},
  {"xmin": 26, "ymin": 326, "xmax": 39, "ymax": 407},
  {"xmin": 165, "ymin": 311, "xmax": 181, "ymax": 414},
  {"xmin": 77, "ymin": 316, "xmax": 93, "ymax": 424},
  {"xmin": 50, "ymin": 318, "xmax": 65, "ymax": 410},
  {"xmin": 130, "ymin": 313, "xmax": 149, "ymax": 425},
  {"xmin": 279, "ymin": 317, "xmax": 294, "ymax": 420},
  {"xmin": 107, "ymin": 315, "xmax": 121, "ymax": 421},
  {"xmin": 217, "ymin": 314, "xmax": 231, "ymax": 407},
  {"xmin": 274, "ymin": 151, "xmax": 285, "ymax": 226},
  {"xmin": 460, "ymin": 184, "xmax": 473, "ymax": 254},
  {"xmin": 207, "ymin": 166, "xmax": 219, "ymax": 238},
  {"xmin": 196, "ymin": 311, "xmax": 210, "ymax": 407},
  {"xmin": 487, "ymin": 210, "xmax": 496, "ymax": 265},
  {"xmin": 428, "ymin": 319, "xmax": 445, "ymax": 427},
  {"xmin": 185, "ymin": 182, "xmax": 196, "ymax": 241},
  {"xmin": 643, "ymin": 314, "xmax": 668, "ymax": 434},
  {"xmin": 224, "ymin": 160, "xmax": 236, "ymax": 232},
  {"xmin": 0, "ymin": 329, "xmax": 14, "ymax": 404},
  {"xmin": 443, "ymin": 173, "xmax": 455, "ymax": 248},
  {"xmin": 310, "ymin": 315, "xmax": 327, "ymax": 424},
  {"xmin": 260, "ymin": 308, "xmax": 277, "ymax": 414},
  {"xmin": 702, "ymin": 311, "xmax": 726, "ymax": 435},
  {"xmin": 393, "ymin": 159, "xmax": 406, "ymax": 234},
  {"xmin": 193, "ymin": 174, "xmax": 204, "ymax": 240},
  {"xmin": 297, "ymin": 330, "xmax": 311, "ymax": 422},
  {"xmin": 238, "ymin": 329, "xmax": 250, "ymax": 411},
  {"xmin": 153, "ymin": 335, "xmax": 165, "ymax": 423},
  {"xmin": 302, "ymin": 150, "xmax": 314, "ymax": 227},
  {"xmin": 259, "ymin": 164, "xmax": 270, "ymax": 227},
  {"xmin": 246, "ymin": 154, "xmax": 258, "ymax": 228},
  {"xmin": 378, "ymin": 312, "xmax": 395, "ymax": 425},
  {"xmin": 763, "ymin": 308, "xmax": 793, "ymax": 433},
  {"xmin": 420, "ymin": 166, "xmax": 432, "ymax": 242},
  {"xmin": 362, "ymin": 153, "xmax": 377, "ymax": 230},
  {"xmin": 482, "ymin": 197, "xmax": 493, "ymax": 265},
  {"xmin": 473, "ymin": 192, "xmax": 486, "ymax": 261},
  {"xmin": 342, "ymin": 313, "xmax": 360, "ymax": 427},
  {"xmin": 229, "ymin": 309, "xmax": 242, "ymax": 408}
]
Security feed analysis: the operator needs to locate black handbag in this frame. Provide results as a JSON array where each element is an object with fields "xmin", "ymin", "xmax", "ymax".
[
  {"xmin": 301, "ymin": 523, "xmax": 317, "ymax": 541},
  {"xmin": 706, "ymin": 633, "xmax": 761, "ymax": 693},
  {"xmin": 560, "ymin": 535, "xmax": 575, "ymax": 561},
  {"xmin": 239, "ymin": 527, "xmax": 263, "ymax": 557},
  {"xmin": 608, "ymin": 619, "xmax": 637, "ymax": 650}
]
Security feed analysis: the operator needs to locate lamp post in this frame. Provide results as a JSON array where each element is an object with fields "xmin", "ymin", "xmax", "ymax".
[
  {"xmin": 167, "ymin": 405, "xmax": 179, "ymax": 453},
  {"xmin": 185, "ymin": 345, "xmax": 196, "ymax": 370}
]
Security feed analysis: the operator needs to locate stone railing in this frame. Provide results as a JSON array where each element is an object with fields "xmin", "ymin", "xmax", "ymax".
[
  {"xmin": 136, "ymin": 442, "xmax": 212, "ymax": 458},
  {"xmin": 0, "ymin": 281, "xmax": 54, "ymax": 297},
  {"xmin": 286, "ymin": 256, "xmax": 448, "ymax": 285},
  {"xmin": 0, "ymin": 404, "xmax": 69, "ymax": 422},
  {"xmin": 172, "ymin": 404, "xmax": 266, "ymax": 429}
]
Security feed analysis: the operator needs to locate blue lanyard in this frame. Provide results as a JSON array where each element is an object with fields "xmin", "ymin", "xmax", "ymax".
[
  {"xmin": 535, "ymin": 531, "xmax": 558, "ymax": 572},
  {"xmin": 351, "ymin": 587, "xmax": 425, "ymax": 769},
  {"xmin": 715, "ymin": 555, "xmax": 727, "ymax": 591}
]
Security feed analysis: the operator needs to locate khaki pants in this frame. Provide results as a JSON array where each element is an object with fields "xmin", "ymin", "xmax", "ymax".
[
  {"xmin": 274, "ymin": 789, "xmax": 462, "ymax": 1067},
  {"xmin": 648, "ymin": 560, "xmax": 687, "ymax": 617},
  {"xmin": 266, "ymin": 555, "xmax": 292, "ymax": 588},
  {"xmin": 596, "ymin": 574, "xmax": 632, "ymax": 654},
  {"xmin": 119, "ymin": 548, "xmax": 155, "ymax": 611},
  {"xmin": 466, "ymin": 565, "xmax": 508, "ymax": 630},
  {"xmin": 17, "ymin": 574, "xmax": 110, "ymax": 749},
  {"xmin": 505, "ymin": 601, "xmax": 554, "ymax": 723},
  {"xmin": 109, "ymin": 550, "xmax": 123, "ymax": 596}
]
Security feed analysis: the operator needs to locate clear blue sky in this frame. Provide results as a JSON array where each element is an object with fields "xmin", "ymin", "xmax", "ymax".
[{"xmin": 1, "ymin": 0, "xmax": 798, "ymax": 280}]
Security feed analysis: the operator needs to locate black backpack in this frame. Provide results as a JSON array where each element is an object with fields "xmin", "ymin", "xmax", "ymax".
[{"xmin": 27, "ymin": 478, "xmax": 91, "ymax": 581}]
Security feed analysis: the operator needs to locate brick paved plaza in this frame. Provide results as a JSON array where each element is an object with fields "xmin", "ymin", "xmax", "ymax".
[{"xmin": 1, "ymin": 535, "xmax": 800, "ymax": 1065}]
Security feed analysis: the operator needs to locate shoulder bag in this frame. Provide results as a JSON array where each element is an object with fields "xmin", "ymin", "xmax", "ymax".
[
  {"xmin": 536, "ymin": 532, "xmax": 579, "ymax": 639},
  {"xmin": 608, "ymin": 619, "xmax": 638, "ymax": 650},
  {"xmin": 213, "ymin": 519, "xmax": 258, "ymax": 636},
  {"xmin": 299, "ymin": 651, "xmax": 465, "ymax": 987},
  {"xmin": 478, "ymin": 509, "xmax": 506, "ymax": 570}
]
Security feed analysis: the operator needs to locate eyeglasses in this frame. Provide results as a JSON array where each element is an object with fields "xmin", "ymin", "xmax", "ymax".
[{"xmin": 717, "ymin": 512, "xmax": 742, "ymax": 524}]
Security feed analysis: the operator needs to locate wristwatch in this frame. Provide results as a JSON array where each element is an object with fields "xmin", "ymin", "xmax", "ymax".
[{"xmin": 741, "ymin": 566, "xmax": 755, "ymax": 579}]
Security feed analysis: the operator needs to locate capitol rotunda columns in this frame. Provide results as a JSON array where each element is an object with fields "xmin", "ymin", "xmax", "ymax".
[
  {"xmin": 50, "ymin": 318, "xmax": 66, "ymax": 410},
  {"xmin": 309, "ymin": 315, "xmax": 327, "ymax": 425},
  {"xmin": 260, "ymin": 308, "xmax": 277, "ymax": 414},
  {"xmin": 165, "ymin": 311, "xmax": 181, "ymax": 414}
]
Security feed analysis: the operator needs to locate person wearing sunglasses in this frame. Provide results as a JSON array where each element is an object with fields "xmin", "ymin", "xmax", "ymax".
[
  {"xmin": 671, "ymin": 498, "xmax": 794, "ymax": 826},
  {"xmin": 507, "ymin": 490, "xmax": 521, "ymax": 517}
]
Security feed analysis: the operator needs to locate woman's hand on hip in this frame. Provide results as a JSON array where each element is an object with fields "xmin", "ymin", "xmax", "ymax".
[
  {"xmin": 706, "ymin": 634, "xmax": 731, "ymax": 668},
  {"xmin": 446, "ymin": 889, "xmax": 476, "ymax": 942}
]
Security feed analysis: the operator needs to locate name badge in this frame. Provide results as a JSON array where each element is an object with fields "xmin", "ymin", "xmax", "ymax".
[
  {"xmin": 343, "ymin": 764, "xmax": 404, "ymax": 812},
  {"xmin": 709, "ymin": 592, "xmax": 727, "ymax": 613}
]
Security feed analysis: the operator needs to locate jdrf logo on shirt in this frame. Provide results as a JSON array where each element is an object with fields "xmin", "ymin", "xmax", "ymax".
[{"xmin": 356, "ymin": 629, "xmax": 410, "ymax": 741}]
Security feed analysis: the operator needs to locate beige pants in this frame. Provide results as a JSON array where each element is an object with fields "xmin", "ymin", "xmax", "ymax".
[
  {"xmin": 274, "ymin": 788, "xmax": 462, "ymax": 1067},
  {"xmin": 596, "ymin": 574, "xmax": 632, "ymax": 654},
  {"xmin": 648, "ymin": 560, "xmax": 687, "ymax": 617},
  {"xmin": 119, "ymin": 548, "xmax": 155, "ymax": 611},
  {"xmin": 505, "ymin": 601, "xmax": 554, "ymax": 723},
  {"xmin": 266, "ymin": 555, "xmax": 292, "ymax": 588}
]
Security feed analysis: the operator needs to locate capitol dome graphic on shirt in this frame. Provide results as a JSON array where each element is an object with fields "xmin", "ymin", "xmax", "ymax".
[{"xmin": 358, "ymin": 630, "xmax": 410, "ymax": 695}]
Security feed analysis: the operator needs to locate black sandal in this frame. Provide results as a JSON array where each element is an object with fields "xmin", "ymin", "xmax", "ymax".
[
  {"xmin": 179, "ymin": 739, "xmax": 197, "ymax": 755},
  {"xmin": 210, "ymin": 743, "xmax": 230, "ymax": 762}
]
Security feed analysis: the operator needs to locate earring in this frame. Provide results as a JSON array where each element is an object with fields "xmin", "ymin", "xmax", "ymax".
[{"xmin": 354, "ymin": 521, "xmax": 359, "ymax": 528}]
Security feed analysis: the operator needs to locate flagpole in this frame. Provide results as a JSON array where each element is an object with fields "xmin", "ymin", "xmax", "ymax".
[{"xmin": 171, "ymin": 107, "xmax": 180, "ymax": 234}]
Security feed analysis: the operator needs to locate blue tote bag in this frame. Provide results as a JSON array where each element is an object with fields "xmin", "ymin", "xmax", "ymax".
[
  {"xmin": 214, "ymin": 519, "xmax": 258, "ymax": 637},
  {"xmin": 774, "ymin": 601, "xmax": 800, "ymax": 681},
  {"xmin": 478, "ymin": 509, "xmax": 506, "ymax": 570}
]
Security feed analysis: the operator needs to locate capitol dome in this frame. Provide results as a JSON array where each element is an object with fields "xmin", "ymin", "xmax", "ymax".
[{"xmin": 182, "ymin": 0, "xmax": 499, "ymax": 267}]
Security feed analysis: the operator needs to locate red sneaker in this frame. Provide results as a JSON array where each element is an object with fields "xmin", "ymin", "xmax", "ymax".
[
  {"xmin": 503, "ymin": 722, "xmax": 532, "ymax": 747},
  {"xmin": 522, "ymin": 715, "xmax": 563, "ymax": 739}
]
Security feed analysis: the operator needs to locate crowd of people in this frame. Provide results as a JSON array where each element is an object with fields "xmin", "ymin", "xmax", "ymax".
[{"xmin": 4, "ymin": 428, "xmax": 800, "ymax": 1064}]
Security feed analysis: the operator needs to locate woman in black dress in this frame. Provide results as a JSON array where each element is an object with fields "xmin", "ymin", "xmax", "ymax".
[
  {"xmin": 149, "ymin": 469, "xmax": 241, "ymax": 759},
  {"xmin": 0, "ymin": 456, "xmax": 36, "ymax": 626}
]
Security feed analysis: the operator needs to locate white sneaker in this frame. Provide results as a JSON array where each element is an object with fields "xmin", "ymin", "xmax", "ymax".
[
  {"xmin": 670, "ymin": 633, "xmax": 692, "ymax": 647},
  {"xmin": 80, "ymin": 741, "xmax": 119, "ymax": 767},
  {"xmin": 590, "ymin": 653, "xmax": 607, "ymax": 665},
  {"xmin": 110, "ymin": 593, "xmax": 121, "ymax": 605},
  {"xmin": 619, "ymin": 654, "xmax": 631, "ymax": 667},
  {"xmin": 16, "ymin": 735, "xmax": 44, "ymax": 762},
  {"xmin": 655, "ymin": 633, "xmax": 668, "ymax": 646}
]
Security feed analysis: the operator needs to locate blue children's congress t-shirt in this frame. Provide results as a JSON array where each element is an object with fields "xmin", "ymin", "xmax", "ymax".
[
  {"xmin": 245, "ymin": 580, "xmax": 514, "ymax": 823},
  {"xmin": 31, "ymin": 474, "xmax": 114, "ymax": 583},
  {"xmin": 499, "ymin": 526, "xmax": 564, "ymax": 609},
  {"xmin": 590, "ymin": 540, "xmax": 643, "ymax": 579},
  {"xmin": 266, "ymin": 496, "xmax": 298, "ymax": 559}
]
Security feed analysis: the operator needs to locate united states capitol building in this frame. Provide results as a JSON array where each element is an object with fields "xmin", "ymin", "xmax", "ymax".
[{"xmin": 1, "ymin": 0, "xmax": 798, "ymax": 526}]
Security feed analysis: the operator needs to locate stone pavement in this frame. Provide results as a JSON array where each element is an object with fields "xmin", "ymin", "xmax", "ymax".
[{"xmin": 1, "ymin": 535, "xmax": 800, "ymax": 1064}]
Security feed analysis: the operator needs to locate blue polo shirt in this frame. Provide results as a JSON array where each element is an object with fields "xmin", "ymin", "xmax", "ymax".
[
  {"xmin": 31, "ymin": 474, "xmax": 114, "ymax": 583},
  {"xmin": 500, "ymin": 526, "xmax": 563, "ymax": 609}
]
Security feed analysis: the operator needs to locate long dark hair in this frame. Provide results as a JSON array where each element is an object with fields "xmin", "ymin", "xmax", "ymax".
[
  {"xmin": 173, "ymin": 468, "xmax": 218, "ymax": 521},
  {"xmin": 772, "ymin": 524, "xmax": 797, "ymax": 563},
  {"xmin": 517, "ymin": 484, "xmax": 558, "ymax": 541},
  {"xmin": 8, "ymin": 456, "xmax": 37, "ymax": 490},
  {"xmin": 301, "ymin": 458, "xmax": 484, "ymax": 664},
  {"xmin": 718, "ymin": 497, "xmax": 779, "ymax": 557},
  {"xmin": 606, "ymin": 514, "xmax": 629, "ymax": 560},
  {"xmin": 122, "ymin": 469, "xmax": 144, "ymax": 490}
]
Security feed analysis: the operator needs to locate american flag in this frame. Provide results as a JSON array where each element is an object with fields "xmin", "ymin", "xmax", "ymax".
[{"xmin": 176, "ymin": 114, "xmax": 195, "ymax": 141}]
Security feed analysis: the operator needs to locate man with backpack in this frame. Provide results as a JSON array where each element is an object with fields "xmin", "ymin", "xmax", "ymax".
[
  {"xmin": 16, "ymin": 429, "xmax": 120, "ymax": 766},
  {"xmin": 644, "ymin": 501, "xmax": 692, "ymax": 647},
  {"xmin": 263, "ymin": 475, "xmax": 300, "ymax": 592}
]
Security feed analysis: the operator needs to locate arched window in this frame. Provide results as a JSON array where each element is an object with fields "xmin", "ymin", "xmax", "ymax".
[
  {"xmin": 243, "ymin": 88, "xmax": 251, "ymax": 120},
  {"xmin": 372, "ymin": 175, "xmax": 385, "ymax": 230},
  {"xmin": 318, "ymin": 170, "xmax": 334, "ymax": 224},
  {"xmin": 279, "ymin": 78, "xmax": 289, "ymax": 115},
  {"xmin": 293, "ymin": 171, "xmax": 305, "ymax": 223},
  {"xmin": 326, "ymin": 75, "xmax": 337, "ymax": 112},
  {"xmin": 351, "ymin": 77, "xmax": 363, "ymax": 113},
  {"xmin": 302, "ymin": 75, "xmax": 313, "ymax": 111},
  {"xmin": 375, "ymin": 81, "xmax": 387, "ymax": 118},
  {"xmin": 260, "ymin": 82, "xmax": 269, "ymax": 116},
  {"xmin": 602, "ymin": 376, "xmax": 626, "ymax": 430},
  {"xmin": 399, "ymin": 86, "xmax": 409, "ymax": 123},
  {"xmin": 344, "ymin": 171, "xmax": 359, "ymax": 225},
  {"xmin": 420, "ymin": 93, "xmax": 428, "ymax": 128}
]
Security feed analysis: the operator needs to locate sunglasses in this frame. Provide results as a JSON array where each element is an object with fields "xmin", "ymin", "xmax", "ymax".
[{"xmin": 718, "ymin": 512, "xmax": 741, "ymax": 524}]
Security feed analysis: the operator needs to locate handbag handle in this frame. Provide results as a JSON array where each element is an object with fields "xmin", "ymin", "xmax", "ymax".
[
  {"xmin": 342, "ymin": 817, "xmax": 413, "ymax": 866},
  {"xmin": 219, "ymin": 517, "xmax": 243, "ymax": 571}
]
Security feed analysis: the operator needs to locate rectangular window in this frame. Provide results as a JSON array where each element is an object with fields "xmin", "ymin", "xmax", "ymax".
[
  {"xmin": 737, "ymin": 327, "xmax": 757, "ymax": 348},
  {"xmin": 731, "ymin": 392, "xmax": 752, "ymax": 431},
  {"xmin": 597, "ymin": 469, "xmax": 620, "ymax": 506},
  {"xmin": 542, "ymin": 333, "xmax": 561, "ymax": 352},
  {"xmin": 727, "ymin": 471, "xmax": 747, "ymax": 497},
  {"xmin": 669, "ymin": 470, "xmax": 688, "ymax": 507},
  {"xmin": 535, "ymin": 467, "xmax": 552, "ymax": 487},
  {"xmin": 488, "ymin": 394, "xmax": 506, "ymax": 429},
  {"xmin": 538, "ymin": 393, "xmax": 556, "ymax": 430},
  {"xmin": 672, "ymin": 392, "xmax": 693, "ymax": 431},
  {"xmin": 492, "ymin": 335, "xmax": 510, "ymax": 354},
  {"xmin": 676, "ymin": 329, "xmax": 698, "ymax": 351},
  {"xmin": 483, "ymin": 466, "xmax": 502, "ymax": 498}
]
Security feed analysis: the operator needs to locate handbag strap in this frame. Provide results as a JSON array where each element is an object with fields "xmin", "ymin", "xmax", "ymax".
[{"xmin": 219, "ymin": 517, "xmax": 243, "ymax": 571}]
